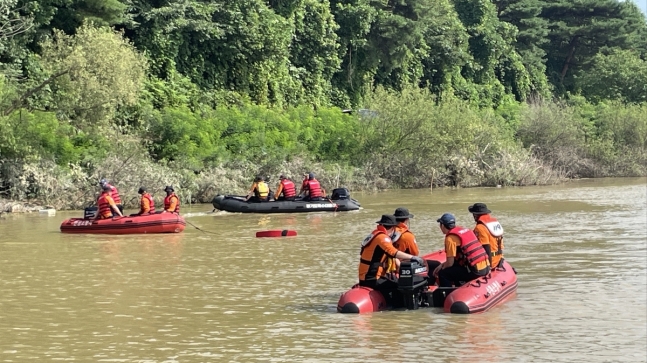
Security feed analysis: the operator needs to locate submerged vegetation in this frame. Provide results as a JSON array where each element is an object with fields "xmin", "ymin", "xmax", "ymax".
[{"xmin": 0, "ymin": 0, "xmax": 645, "ymax": 210}]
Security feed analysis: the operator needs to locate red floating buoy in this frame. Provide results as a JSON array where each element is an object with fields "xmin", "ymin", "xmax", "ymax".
[{"xmin": 255, "ymin": 230, "xmax": 297, "ymax": 238}]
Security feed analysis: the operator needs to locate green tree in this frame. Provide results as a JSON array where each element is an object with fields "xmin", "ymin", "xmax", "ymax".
[
  {"xmin": 577, "ymin": 50, "xmax": 647, "ymax": 104},
  {"xmin": 453, "ymin": 0, "xmax": 531, "ymax": 105},
  {"xmin": 492, "ymin": 0, "xmax": 551, "ymax": 96},
  {"xmin": 541, "ymin": 0, "xmax": 647, "ymax": 95},
  {"xmin": 3, "ymin": 24, "xmax": 147, "ymax": 127},
  {"xmin": 287, "ymin": 0, "xmax": 340, "ymax": 106}
]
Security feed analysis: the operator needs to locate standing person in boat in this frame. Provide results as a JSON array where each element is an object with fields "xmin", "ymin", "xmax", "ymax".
[
  {"xmin": 95, "ymin": 184, "xmax": 123, "ymax": 219},
  {"xmin": 468, "ymin": 203, "xmax": 504, "ymax": 268},
  {"xmin": 245, "ymin": 176, "xmax": 270, "ymax": 202},
  {"xmin": 432, "ymin": 213, "xmax": 490, "ymax": 288},
  {"xmin": 359, "ymin": 214, "xmax": 425, "ymax": 306},
  {"xmin": 99, "ymin": 178, "xmax": 123, "ymax": 214},
  {"xmin": 274, "ymin": 175, "xmax": 297, "ymax": 201},
  {"xmin": 163, "ymin": 186, "xmax": 180, "ymax": 214},
  {"xmin": 132, "ymin": 187, "xmax": 155, "ymax": 216},
  {"xmin": 300, "ymin": 172, "xmax": 324, "ymax": 201}
]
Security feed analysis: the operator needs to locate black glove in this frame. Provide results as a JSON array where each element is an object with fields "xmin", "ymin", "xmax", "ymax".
[{"xmin": 411, "ymin": 256, "xmax": 424, "ymax": 265}]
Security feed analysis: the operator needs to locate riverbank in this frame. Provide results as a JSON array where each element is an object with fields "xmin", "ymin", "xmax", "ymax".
[
  {"xmin": 2, "ymin": 89, "xmax": 645, "ymax": 211},
  {"xmin": 0, "ymin": 199, "xmax": 48, "ymax": 214}
]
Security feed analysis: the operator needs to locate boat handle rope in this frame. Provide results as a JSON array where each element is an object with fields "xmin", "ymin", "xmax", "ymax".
[{"xmin": 185, "ymin": 219, "xmax": 219, "ymax": 234}]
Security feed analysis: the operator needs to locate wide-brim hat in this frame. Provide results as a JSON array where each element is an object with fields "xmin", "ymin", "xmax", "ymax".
[
  {"xmin": 375, "ymin": 214, "xmax": 398, "ymax": 227},
  {"xmin": 468, "ymin": 203, "xmax": 491, "ymax": 215},
  {"xmin": 394, "ymin": 207, "xmax": 414, "ymax": 220}
]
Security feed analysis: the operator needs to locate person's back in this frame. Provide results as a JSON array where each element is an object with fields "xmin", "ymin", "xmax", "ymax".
[
  {"xmin": 97, "ymin": 191, "xmax": 114, "ymax": 219},
  {"xmin": 391, "ymin": 207, "xmax": 419, "ymax": 256},
  {"xmin": 247, "ymin": 176, "xmax": 269, "ymax": 202},
  {"xmin": 304, "ymin": 172, "xmax": 323, "ymax": 201},
  {"xmin": 275, "ymin": 175, "xmax": 296, "ymax": 201},
  {"xmin": 469, "ymin": 203, "xmax": 504, "ymax": 267},
  {"xmin": 433, "ymin": 213, "xmax": 489, "ymax": 288},
  {"xmin": 96, "ymin": 185, "xmax": 123, "ymax": 219},
  {"xmin": 359, "ymin": 214, "xmax": 424, "ymax": 306},
  {"xmin": 448, "ymin": 226, "xmax": 489, "ymax": 273},
  {"xmin": 100, "ymin": 178, "xmax": 123, "ymax": 213}
]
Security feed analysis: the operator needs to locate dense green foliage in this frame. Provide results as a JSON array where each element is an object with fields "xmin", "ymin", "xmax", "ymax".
[{"xmin": 0, "ymin": 0, "xmax": 646, "ymax": 209}]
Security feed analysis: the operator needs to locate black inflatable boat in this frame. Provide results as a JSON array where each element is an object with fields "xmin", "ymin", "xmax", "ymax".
[{"xmin": 211, "ymin": 188, "xmax": 361, "ymax": 214}]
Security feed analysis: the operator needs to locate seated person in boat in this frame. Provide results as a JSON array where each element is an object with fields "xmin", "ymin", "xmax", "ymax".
[
  {"xmin": 274, "ymin": 174, "xmax": 297, "ymax": 201},
  {"xmin": 245, "ymin": 176, "xmax": 270, "ymax": 202},
  {"xmin": 99, "ymin": 178, "xmax": 123, "ymax": 214},
  {"xmin": 131, "ymin": 187, "xmax": 155, "ymax": 216},
  {"xmin": 163, "ymin": 186, "xmax": 180, "ymax": 214},
  {"xmin": 359, "ymin": 214, "xmax": 425, "ymax": 306},
  {"xmin": 469, "ymin": 202, "xmax": 505, "ymax": 268},
  {"xmin": 96, "ymin": 184, "xmax": 123, "ymax": 219},
  {"xmin": 299, "ymin": 172, "xmax": 325, "ymax": 201},
  {"xmin": 386, "ymin": 207, "xmax": 421, "ymax": 276},
  {"xmin": 433, "ymin": 213, "xmax": 490, "ymax": 288}
]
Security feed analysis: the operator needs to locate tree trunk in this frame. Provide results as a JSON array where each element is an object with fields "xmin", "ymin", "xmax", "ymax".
[
  {"xmin": 3, "ymin": 69, "xmax": 69, "ymax": 116},
  {"xmin": 560, "ymin": 37, "xmax": 578, "ymax": 83}
]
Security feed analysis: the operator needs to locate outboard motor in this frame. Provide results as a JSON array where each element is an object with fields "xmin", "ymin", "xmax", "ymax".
[
  {"xmin": 397, "ymin": 260, "xmax": 429, "ymax": 310},
  {"xmin": 330, "ymin": 188, "xmax": 350, "ymax": 200},
  {"xmin": 84, "ymin": 206, "xmax": 98, "ymax": 220}
]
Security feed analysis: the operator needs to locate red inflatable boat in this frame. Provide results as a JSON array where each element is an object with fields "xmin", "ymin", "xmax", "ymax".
[
  {"xmin": 60, "ymin": 213, "xmax": 186, "ymax": 234},
  {"xmin": 337, "ymin": 250, "xmax": 517, "ymax": 314}
]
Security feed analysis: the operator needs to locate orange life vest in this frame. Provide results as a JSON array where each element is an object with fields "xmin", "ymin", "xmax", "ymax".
[
  {"xmin": 448, "ymin": 226, "xmax": 488, "ymax": 270},
  {"xmin": 392, "ymin": 224, "xmax": 419, "ymax": 256},
  {"xmin": 97, "ymin": 193, "xmax": 113, "ymax": 218},
  {"xmin": 141, "ymin": 193, "xmax": 155, "ymax": 214},
  {"xmin": 359, "ymin": 226, "xmax": 397, "ymax": 281},
  {"xmin": 305, "ymin": 179, "xmax": 322, "ymax": 198},
  {"xmin": 164, "ymin": 193, "xmax": 180, "ymax": 213},
  {"xmin": 107, "ymin": 184, "xmax": 122, "ymax": 205},
  {"xmin": 280, "ymin": 179, "xmax": 296, "ymax": 197},
  {"xmin": 475, "ymin": 214, "xmax": 504, "ymax": 264}
]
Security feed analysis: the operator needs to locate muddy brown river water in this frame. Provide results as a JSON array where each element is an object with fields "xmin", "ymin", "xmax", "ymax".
[{"xmin": 0, "ymin": 177, "xmax": 645, "ymax": 362}]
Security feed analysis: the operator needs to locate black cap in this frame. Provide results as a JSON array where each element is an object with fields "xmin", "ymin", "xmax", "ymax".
[
  {"xmin": 164, "ymin": 185, "xmax": 174, "ymax": 192},
  {"xmin": 436, "ymin": 213, "xmax": 456, "ymax": 228},
  {"xmin": 394, "ymin": 207, "xmax": 414, "ymax": 220},
  {"xmin": 138, "ymin": 187, "xmax": 146, "ymax": 194},
  {"xmin": 255, "ymin": 175, "xmax": 264, "ymax": 182},
  {"xmin": 468, "ymin": 203, "xmax": 491, "ymax": 215},
  {"xmin": 375, "ymin": 214, "xmax": 398, "ymax": 227},
  {"xmin": 308, "ymin": 172, "xmax": 315, "ymax": 180},
  {"xmin": 279, "ymin": 174, "xmax": 286, "ymax": 179}
]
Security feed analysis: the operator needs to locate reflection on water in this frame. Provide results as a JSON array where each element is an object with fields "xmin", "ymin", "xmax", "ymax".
[{"xmin": 0, "ymin": 177, "xmax": 645, "ymax": 362}]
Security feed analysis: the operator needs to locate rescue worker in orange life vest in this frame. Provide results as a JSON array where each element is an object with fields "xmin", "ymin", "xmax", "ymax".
[
  {"xmin": 95, "ymin": 184, "xmax": 123, "ymax": 219},
  {"xmin": 246, "ymin": 176, "xmax": 270, "ymax": 202},
  {"xmin": 131, "ymin": 187, "xmax": 155, "ymax": 216},
  {"xmin": 163, "ymin": 186, "xmax": 180, "ymax": 214},
  {"xmin": 468, "ymin": 202, "xmax": 505, "ymax": 268},
  {"xmin": 359, "ymin": 214, "xmax": 425, "ymax": 306},
  {"xmin": 300, "ymin": 172, "xmax": 325, "ymax": 201},
  {"xmin": 274, "ymin": 174, "xmax": 297, "ymax": 201},
  {"xmin": 433, "ymin": 213, "xmax": 490, "ymax": 288},
  {"xmin": 99, "ymin": 178, "xmax": 123, "ymax": 214},
  {"xmin": 386, "ymin": 207, "xmax": 421, "ymax": 275}
]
